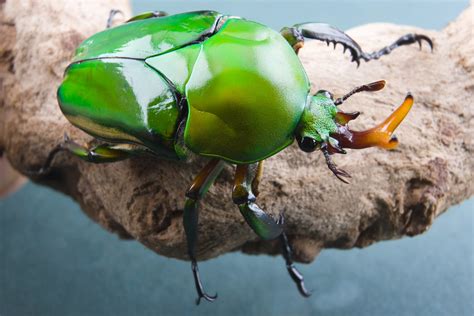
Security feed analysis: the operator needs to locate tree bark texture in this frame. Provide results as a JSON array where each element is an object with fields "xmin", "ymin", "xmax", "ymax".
[{"xmin": 1, "ymin": 0, "xmax": 472, "ymax": 263}]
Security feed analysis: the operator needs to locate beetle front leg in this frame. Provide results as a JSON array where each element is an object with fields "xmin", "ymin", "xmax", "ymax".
[
  {"xmin": 183, "ymin": 159, "xmax": 225, "ymax": 305},
  {"xmin": 355, "ymin": 33, "xmax": 433, "ymax": 64},
  {"xmin": 281, "ymin": 23, "xmax": 433, "ymax": 65},
  {"xmin": 232, "ymin": 164, "xmax": 283, "ymax": 241}
]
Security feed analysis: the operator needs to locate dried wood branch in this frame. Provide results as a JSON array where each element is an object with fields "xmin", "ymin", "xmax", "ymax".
[{"xmin": 1, "ymin": 0, "xmax": 472, "ymax": 262}]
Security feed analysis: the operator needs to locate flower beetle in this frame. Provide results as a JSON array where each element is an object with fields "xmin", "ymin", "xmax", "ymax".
[{"xmin": 46, "ymin": 10, "xmax": 433, "ymax": 304}]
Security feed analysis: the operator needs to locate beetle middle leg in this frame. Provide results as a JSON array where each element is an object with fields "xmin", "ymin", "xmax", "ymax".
[
  {"xmin": 246, "ymin": 162, "xmax": 311, "ymax": 297},
  {"xmin": 183, "ymin": 159, "xmax": 225, "ymax": 305},
  {"xmin": 279, "ymin": 217, "xmax": 311, "ymax": 297},
  {"xmin": 232, "ymin": 164, "xmax": 283, "ymax": 240}
]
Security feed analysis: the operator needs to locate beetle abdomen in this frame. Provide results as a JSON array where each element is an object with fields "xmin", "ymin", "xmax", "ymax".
[{"xmin": 57, "ymin": 59, "xmax": 180, "ymax": 158}]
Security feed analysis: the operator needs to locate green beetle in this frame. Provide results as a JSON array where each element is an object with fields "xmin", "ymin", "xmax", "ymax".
[{"xmin": 45, "ymin": 10, "xmax": 432, "ymax": 304}]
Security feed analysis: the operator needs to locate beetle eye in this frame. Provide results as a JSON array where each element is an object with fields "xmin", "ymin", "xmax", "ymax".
[
  {"xmin": 298, "ymin": 136, "xmax": 319, "ymax": 152},
  {"xmin": 316, "ymin": 90, "xmax": 334, "ymax": 100}
]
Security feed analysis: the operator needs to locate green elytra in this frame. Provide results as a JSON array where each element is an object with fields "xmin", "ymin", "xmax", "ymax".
[
  {"xmin": 58, "ymin": 11, "xmax": 309, "ymax": 163},
  {"xmin": 50, "ymin": 10, "xmax": 433, "ymax": 304}
]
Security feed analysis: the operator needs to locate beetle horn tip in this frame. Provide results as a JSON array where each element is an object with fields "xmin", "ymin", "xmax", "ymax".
[{"xmin": 385, "ymin": 135, "xmax": 399, "ymax": 150}]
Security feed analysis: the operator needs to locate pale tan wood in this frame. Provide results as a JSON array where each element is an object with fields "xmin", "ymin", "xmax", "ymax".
[{"xmin": 0, "ymin": 0, "xmax": 472, "ymax": 262}]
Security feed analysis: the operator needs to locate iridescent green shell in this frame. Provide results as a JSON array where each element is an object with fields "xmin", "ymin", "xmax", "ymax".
[{"xmin": 58, "ymin": 11, "xmax": 310, "ymax": 163}]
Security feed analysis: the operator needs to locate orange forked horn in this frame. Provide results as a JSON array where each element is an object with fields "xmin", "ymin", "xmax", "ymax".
[
  {"xmin": 332, "ymin": 93, "xmax": 413, "ymax": 150},
  {"xmin": 335, "ymin": 111, "xmax": 360, "ymax": 125}
]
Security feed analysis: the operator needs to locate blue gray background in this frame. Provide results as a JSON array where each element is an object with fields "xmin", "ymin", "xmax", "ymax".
[{"xmin": 1, "ymin": 1, "xmax": 472, "ymax": 315}]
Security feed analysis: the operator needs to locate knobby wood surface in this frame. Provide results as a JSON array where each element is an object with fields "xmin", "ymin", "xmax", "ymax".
[{"xmin": 0, "ymin": 0, "xmax": 472, "ymax": 262}]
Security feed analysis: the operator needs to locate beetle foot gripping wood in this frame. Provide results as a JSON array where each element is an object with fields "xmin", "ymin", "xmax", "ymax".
[
  {"xmin": 22, "ymin": 133, "xmax": 141, "ymax": 178},
  {"xmin": 1, "ymin": 0, "xmax": 473, "ymax": 270},
  {"xmin": 279, "ymin": 216, "xmax": 312, "ymax": 297},
  {"xmin": 183, "ymin": 159, "xmax": 224, "ymax": 304}
]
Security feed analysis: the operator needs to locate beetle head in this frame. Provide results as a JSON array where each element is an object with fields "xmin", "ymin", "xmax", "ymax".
[
  {"xmin": 295, "ymin": 80, "xmax": 414, "ymax": 182},
  {"xmin": 295, "ymin": 90, "xmax": 339, "ymax": 153}
]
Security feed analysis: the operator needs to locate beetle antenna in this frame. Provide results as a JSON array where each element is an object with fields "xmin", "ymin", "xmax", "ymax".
[{"xmin": 334, "ymin": 80, "xmax": 386, "ymax": 106}]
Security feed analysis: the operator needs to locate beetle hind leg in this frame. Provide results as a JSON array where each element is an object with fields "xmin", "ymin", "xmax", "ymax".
[
  {"xmin": 25, "ymin": 133, "xmax": 140, "ymax": 177},
  {"xmin": 183, "ymin": 159, "xmax": 225, "ymax": 305},
  {"xmin": 63, "ymin": 136, "xmax": 140, "ymax": 163}
]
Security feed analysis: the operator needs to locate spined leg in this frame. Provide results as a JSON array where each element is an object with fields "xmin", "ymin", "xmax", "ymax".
[
  {"xmin": 26, "ymin": 134, "xmax": 142, "ymax": 176},
  {"xmin": 280, "ymin": 23, "xmax": 433, "ymax": 65},
  {"xmin": 183, "ymin": 159, "xmax": 225, "ymax": 305},
  {"xmin": 356, "ymin": 33, "xmax": 433, "ymax": 63},
  {"xmin": 232, "ymin": 164, "xmax": 283, "ymax": 240}
]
